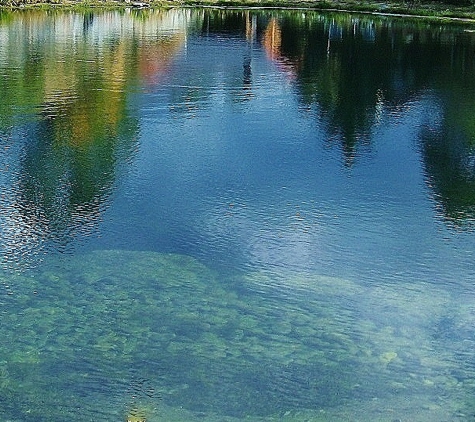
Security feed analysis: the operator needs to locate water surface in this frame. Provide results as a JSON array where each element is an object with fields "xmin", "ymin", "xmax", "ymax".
[{"xmin": 1, "ymin": 8, "xmax": 475, "ymax": 421}]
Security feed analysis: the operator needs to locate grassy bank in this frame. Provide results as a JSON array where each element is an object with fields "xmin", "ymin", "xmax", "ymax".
[
  {"xmin": 1, "ymin": 0, "xmax": 475, "ymax": 22},
  {"xmin": 186, "ymin": 0, "xmax": 475, "ymax": 21},
  {"xmin": 184, "ymin": 0, "xmax": 475, "ymax": 24}
]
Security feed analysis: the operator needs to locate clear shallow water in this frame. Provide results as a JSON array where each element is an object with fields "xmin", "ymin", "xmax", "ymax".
[{"xmin": 1, "ymin": 8, "xmax": 475, "ymax": 421}]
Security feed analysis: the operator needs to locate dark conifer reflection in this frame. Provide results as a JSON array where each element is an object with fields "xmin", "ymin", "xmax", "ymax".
[{"xmin": 260, "ymin": 11, "xmax": 475, "ymax": 226}]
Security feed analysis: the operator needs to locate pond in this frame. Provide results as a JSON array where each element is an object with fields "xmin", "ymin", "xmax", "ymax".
[{"xmin": 1, "ymin": 7, "xmax": 475, "ymax": 421}]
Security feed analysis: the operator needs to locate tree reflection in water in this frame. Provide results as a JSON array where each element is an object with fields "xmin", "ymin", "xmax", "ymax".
[
  {"xmin": 0, "ymin": 10, "xmax": 187, "ymax": 267},
  {"xmin": 1, "ymin": 8, "xmax": 475, "ymax": 266},
  {"xmin": 255, "ymin": 11, "xmax": 475, "ymax": 227}
]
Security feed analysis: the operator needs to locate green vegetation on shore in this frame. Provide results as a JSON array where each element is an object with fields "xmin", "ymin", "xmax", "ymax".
[{"xmin": 1, "ymin": 0, "xmax": 475, "ymax": 22}]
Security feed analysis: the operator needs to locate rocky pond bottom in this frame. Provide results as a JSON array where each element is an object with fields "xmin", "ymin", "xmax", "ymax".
[{"xmin": 0, "ymin": 250, "xmax": 473, "ymax": 421}]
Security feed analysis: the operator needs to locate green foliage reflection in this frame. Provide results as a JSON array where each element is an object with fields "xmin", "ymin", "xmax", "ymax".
[
  {"xmin": 256, "ymin": 11, "xmax": 475, "ymax": 225},
  {"xmin": 0, "ymin": 10, "xmax": 186, "ymax": 263}
]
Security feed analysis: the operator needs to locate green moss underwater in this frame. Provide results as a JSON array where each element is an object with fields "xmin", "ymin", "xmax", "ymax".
[{"xmin": 0, "ymin": 249, "xmax": 474, "ymax": 421}]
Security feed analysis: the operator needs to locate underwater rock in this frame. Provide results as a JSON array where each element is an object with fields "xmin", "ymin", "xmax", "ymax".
[
  {"xmin": 379, "ymin": 351, "xmax": 398, "ymax": 365},
  {"xmin": 127, "ymin": 415, "xmax": 146, "ymax": 422}
]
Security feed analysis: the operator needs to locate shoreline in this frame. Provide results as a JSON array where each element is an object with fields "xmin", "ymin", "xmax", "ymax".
[
  {"xmin": 194, "ymin": 3, "xmax": 475, "ymax": 23},
  {"xmin": 2, "ymin": 0, "xmax": 475, "ymax": 23}
]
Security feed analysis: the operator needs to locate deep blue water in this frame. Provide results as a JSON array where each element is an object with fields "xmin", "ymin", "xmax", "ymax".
[{"xmin": 1, "ymin": 8, "xmax": 475, "ymax": 421}]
